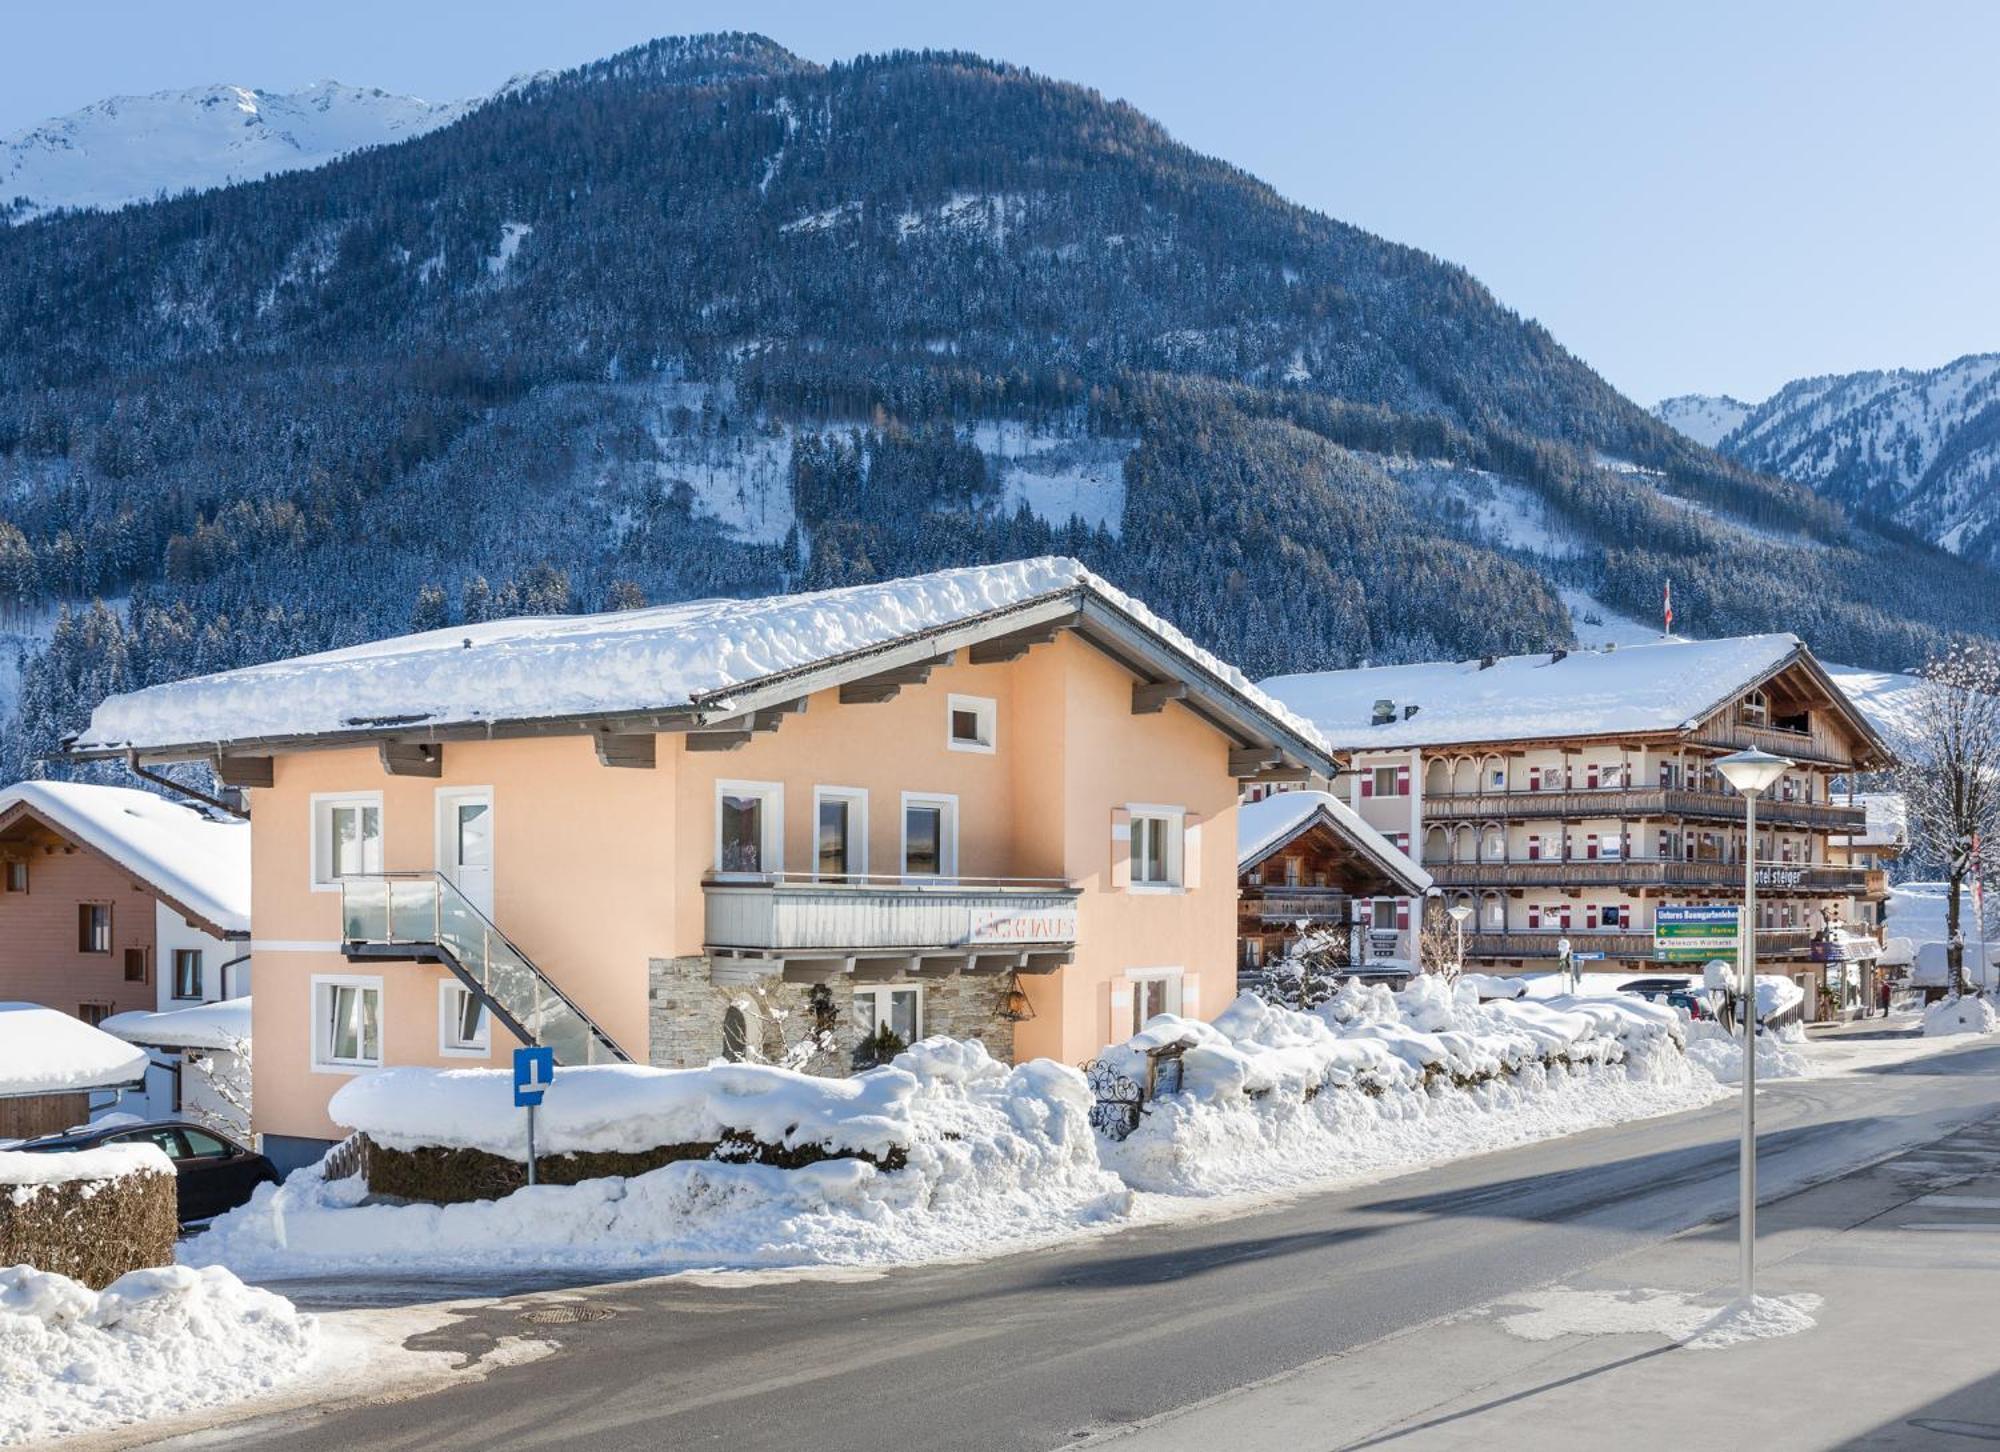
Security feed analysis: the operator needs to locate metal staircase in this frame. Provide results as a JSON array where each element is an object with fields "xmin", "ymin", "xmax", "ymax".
[{"xmin": 339, "ymin": 871, "xmax": 630, "ymax": 1066}]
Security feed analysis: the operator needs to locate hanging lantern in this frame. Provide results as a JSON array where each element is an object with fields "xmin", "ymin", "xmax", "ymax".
[{"xmin": 997, "ymin": 979, "xmax": 1037, "ymax": 1022}]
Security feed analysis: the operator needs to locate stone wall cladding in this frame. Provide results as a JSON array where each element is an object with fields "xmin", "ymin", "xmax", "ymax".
[{"xmin": 648, "ymin": 956, "xmax": 1018, "ymax": 1074}]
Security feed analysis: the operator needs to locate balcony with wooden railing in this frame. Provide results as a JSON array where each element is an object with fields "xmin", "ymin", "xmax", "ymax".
[
  {"xmin": 1240, "ymin": 886, "xmax": 1350, "ymax": 923},
  {"xmin": 1464, "ymin": 926, "xmax": 1818, "ymax": 961},
  {"xmin": 1421, "ymin": 788, "xmax": 1865, "ymax": 832},
  {"xmin": 1427, "ymin": 858, "xmax": 1873, "ymax": 894}
]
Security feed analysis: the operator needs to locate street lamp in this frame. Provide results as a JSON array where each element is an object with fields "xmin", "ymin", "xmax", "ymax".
[
  {"xmin": 1716, "ymin": 745, "xmax": 1793, "ymax": 1306},
  {"xmin": 1447, "ymin": 903, "xmax": 1472, "ymax": 973}
]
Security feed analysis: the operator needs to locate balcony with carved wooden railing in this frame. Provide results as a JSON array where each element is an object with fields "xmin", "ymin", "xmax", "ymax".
[
  {"xmin": 1427, "ymin": 858, "xmax": 1873, "ymax": 894},
  {"xmin": 1240, "ymin": 886, "xmax": 1350, "ymax": 923},
  {"xmin": 1463, "ymin": 926, "xmax": 1818, "ymax": 961},
  {"xmin": 1421, "ymin": 788, "xmax": 1865, "ymax": 832}
]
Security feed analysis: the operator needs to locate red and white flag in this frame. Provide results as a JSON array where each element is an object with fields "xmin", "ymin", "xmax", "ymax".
[{"xmin": 1664, "ymin": 579, "xmax": 1674, "ymax": 635}]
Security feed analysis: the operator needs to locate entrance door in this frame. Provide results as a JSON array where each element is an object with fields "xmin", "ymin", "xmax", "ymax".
[{"xmin": 438, "ymin": 789, "xmax": 495, "ymax": 917}]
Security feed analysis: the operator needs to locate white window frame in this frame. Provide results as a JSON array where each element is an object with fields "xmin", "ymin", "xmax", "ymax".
[
  {"xmin": 437, "ymin": 979, "xmax": 492, "ymax": 1058},
  {"xmin": 1372, "ymin": 765, "xmax": 1400, "ymax": 797},
  {"xmin": 433, "ymin": 785, "xmax": 495, "ymax": 882},
  {"xmin": 309, "ymin": 791, "xmax": 384, "ymax": 892},
  {"xmin": 812, "ymin": 786, "xmax": 870, "ymax": 881},
  {"xmin": 1126, "ymin": 967, "xmax": 1184, "ymax": 1034},
  {"xmin": 311, "ymin": 973, "xmax": 383, "ymax": 1074},
  {"xmin": 900, "ymin": 791, "xmax": 959, "ymax": 881},
  {"xmin": 945, "ymin": 693, "xmax": 998, "ymax": 754},
  {"xmin": 714, "ymin": 780, "xmax": 784, "ymax": 879},
  {"xmin": 852, "ymin": 983, "xmax": 925, "ymax": 1041},
  {"xmin": 1125, "ymin": 803, "xmax": 1186, "ymax": 893}
]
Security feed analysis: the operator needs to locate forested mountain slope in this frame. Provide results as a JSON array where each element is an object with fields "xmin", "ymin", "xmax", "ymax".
[
  {"xmin": 1658, "ymin": 354, "xmax": 2000, "ymax": 562},
  {"xmin": 3, "ymin": 33, "xmax": 1994, "ymax": 779}
]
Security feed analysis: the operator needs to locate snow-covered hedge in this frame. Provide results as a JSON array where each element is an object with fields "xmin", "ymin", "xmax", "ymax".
[
  {"xmin": 0, "ymin": 1263, "xmax": 314, "ymax": 1443},
  {"xmin": 1097, "ymin": 979, "xmax": 1711, "ymax": 1196},
  {"xmin": 0, "ymin": 1143, "xmax": 177, "ymax": 1290},
  {"xmin": 189, "ymin": 1040, "xmax": 1130, "ymax": 1276},
  {"xmin": 1923, "ymin": 994, "xmax": 1999, "ymax": 1038}
]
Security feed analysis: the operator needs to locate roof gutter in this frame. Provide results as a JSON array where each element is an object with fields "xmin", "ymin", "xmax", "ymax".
[{"xmin": 125, "ymin": 752, "xmax": 248, "ymax": 821}]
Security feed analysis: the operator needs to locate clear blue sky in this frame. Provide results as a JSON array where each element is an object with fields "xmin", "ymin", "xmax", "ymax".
[{"xmin": 6, "ymin": 1, "xmax": 1996, "ymax": 405}]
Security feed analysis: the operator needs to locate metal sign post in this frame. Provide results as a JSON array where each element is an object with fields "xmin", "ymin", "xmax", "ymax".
[{"xmin": 513, "ymin": 1045, "xmax": 555, "ymax": 1188}]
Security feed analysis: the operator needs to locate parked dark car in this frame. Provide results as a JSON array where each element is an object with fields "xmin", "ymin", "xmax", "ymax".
[
  {"xmin": 1622, "ymin": 986, "xmax": 1713, "ymax": 1021},
  {"xmin": 17, "ymin": 1121, "xmax": 279, "ymax": 1223}
]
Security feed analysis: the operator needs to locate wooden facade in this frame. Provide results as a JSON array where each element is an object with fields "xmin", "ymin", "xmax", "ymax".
[{"xmin": 0, "ymin": 804, "xmax": 162, "ymax": 1022}]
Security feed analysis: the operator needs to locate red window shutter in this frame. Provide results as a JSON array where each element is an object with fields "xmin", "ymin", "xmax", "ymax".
[
  {"xmin": 1396, "ymin": 765, "xmax": 1411, "ymax": 796},
  {"xmin": 1587, "ymin": 835, "xmax": 1598, "ymax": 861},
  {"xmin": 1587, "ymin": 907, "xmax": 1598, "ymax": 929},
  {"xmin": 1360, "ymin": 774, "xmax": 1373, "ymax": 798},
  {"xmin": 1396, "ymin": 901, "xmax": 1410, "ymax": 930},
  {"xmin": 1529, "ymin": 768, "xmax": 1540, "ymax": 791}
]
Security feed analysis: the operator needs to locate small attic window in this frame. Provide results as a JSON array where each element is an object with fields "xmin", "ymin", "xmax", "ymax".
[{"xmin": 1740, "ymin": 689, "xmax": 1769, "ymax": 727}]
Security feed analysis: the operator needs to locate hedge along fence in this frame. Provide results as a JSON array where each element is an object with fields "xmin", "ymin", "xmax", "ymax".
[
  {"xmin": 347, "ymin": 1131, "xmax": 910, "ymax": 1205},
  {"xmin": 0, "ymin": 1143, "xmax": 177, "ymax": 1289}
]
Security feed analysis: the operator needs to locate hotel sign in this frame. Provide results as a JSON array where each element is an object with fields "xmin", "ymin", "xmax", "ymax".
[
  {"xmin": 1655, "ymin": 904, "xmax": 1739, "ymax": 963},
  {"xmin": 966, "ymin": 902, "xmax": 1079, "ymax": 945}
]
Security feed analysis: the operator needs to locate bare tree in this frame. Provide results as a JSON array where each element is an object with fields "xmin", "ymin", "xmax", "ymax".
[
  {"xmin": 1896, "ymin": 641, "xmax": 2000, "ymax": 994},
  {"xmin": 183, "ymin": 1034, "xmax": 252, "ymax": 1136},
  {"xmin": 1417, "ymin": 897, "xmax": 1462, "ymax": 982}
]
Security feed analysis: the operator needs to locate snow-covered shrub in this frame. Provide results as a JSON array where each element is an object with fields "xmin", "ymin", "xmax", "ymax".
[
  {"xmin": 1098, "ymin": 988, "xmax": 1710, "ymax": 1196},
  {"xmin": 1923, "ymin": 994, "xmax": 1999, "ymax": 1037},
  {"xmin": 187, "ymin": 1039, "xmax": 1130, "ymax": 1276},
  {"xmin": 1683, "ymin": 1020, "xmax": 1812, "ymax": 1082},
  {"xmin": 0, "ymin": 1143, "xmax": 177, "ymax": 1289},
  {"xmin": 0, "ymin": 1263, "xmax": 315, "ymax": 1442}
]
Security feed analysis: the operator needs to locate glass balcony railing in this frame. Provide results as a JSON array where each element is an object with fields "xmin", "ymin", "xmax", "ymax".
[{"xmin": 339, "ymin": 871, "xmax": 628, "ymax": 1066}]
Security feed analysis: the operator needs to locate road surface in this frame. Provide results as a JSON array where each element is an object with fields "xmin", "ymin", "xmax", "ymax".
[{"xmin": 197, "ymin": 1036, "xmax": 2000, "ymax": 1452}]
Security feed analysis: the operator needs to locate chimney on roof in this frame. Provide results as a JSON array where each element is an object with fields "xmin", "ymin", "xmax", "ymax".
[
  {"xmin": 1403, "ymin": 704, "xmax": 1420, "ymax": 720},
  {"xmin": 1551, "ymin": 648, "xmax": 1568, "ymax": 663},
  {"xmin": 1371, "ymin": 698, "xmax": 1397, "ymax": 726},
  {"xmin": 1478, "ymin": 655, "xmax": 1496, "ymax": 670}
]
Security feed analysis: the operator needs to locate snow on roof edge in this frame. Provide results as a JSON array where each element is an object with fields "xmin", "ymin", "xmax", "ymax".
[{"xmin": 1236, "ymin": 790, "xmax": 1431, "ymax": 895}]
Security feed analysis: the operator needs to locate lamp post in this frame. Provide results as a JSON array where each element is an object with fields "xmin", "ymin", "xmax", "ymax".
[
  {"xmin": 1448, "ymin": 903, "xmax": 1472, "ymax": 974},
  {"xmin": 1716, "ymin": 745, "xmax": 1793, "ymax": 1306}
]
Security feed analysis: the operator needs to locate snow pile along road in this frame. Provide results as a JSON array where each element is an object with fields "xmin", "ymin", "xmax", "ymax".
[
  {"xmin": 0, "ymin": 1263, "xmax": 316, "ymax": 1443},
  {"xmin": 188, "ymin": 1041, "xmax": 1130, "ymax": 1276},
  {"xmin": 1682, "ymin": 1019, "xmax": 1813, "ymax": 1083},
  {"xmin": 1923, "ymin": 994, "xmax": 2000, "ymax": 1038},
  {"xmin": 1097, "ymin": 978, "xmax": 1721, "ymax": 1196}
]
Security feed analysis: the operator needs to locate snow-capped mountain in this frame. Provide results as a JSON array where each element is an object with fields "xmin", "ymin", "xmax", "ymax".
[
  {"xmin": 1655, "ymin": 353, "xmax": 2000, "ymax": 560},
  {"xmin": 0, "ymin": 80, "xmax": 478, "ymax": 223},
  {"xmin": 1654, "ymin": 393, "xmax": 1752, "ymax": 449}
]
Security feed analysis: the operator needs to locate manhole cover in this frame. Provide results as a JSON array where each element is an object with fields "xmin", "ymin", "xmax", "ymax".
[{"xmin": 519, "ymin": 1304, "xmax": 615, "ymax": 1325}]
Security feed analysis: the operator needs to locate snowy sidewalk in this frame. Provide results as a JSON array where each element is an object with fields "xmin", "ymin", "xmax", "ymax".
[{"xmin": 1099, "ymin": 1110, "xmax": 2000, "ymax": 1451}]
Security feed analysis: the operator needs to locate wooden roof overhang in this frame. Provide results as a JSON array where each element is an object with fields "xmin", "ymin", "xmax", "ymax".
[{"xmin": 0, "ymin": 799, "xmax": 240, "ymax": 941}]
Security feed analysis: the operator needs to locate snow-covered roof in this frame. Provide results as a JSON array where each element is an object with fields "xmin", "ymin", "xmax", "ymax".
[
  {"xmin": 1830, "ymin": 792, "xmax": 1907, "ymax": 850},
  {"xmin": 0, "ymin": 781, "xmax": 249, "ymax": 937},
  {"xmin": 0, "ymin": 1003, "xmax": 149, "ymax": 1097},
  {"xmin": 101, "ymin": 996, "xmax": 250, "ymax": 1052},
  {"xmin": 1236, "ymin": 790, "xmax": 1431, "ymax": 895},
  {"xmin": 71, "ymin": 558, "xmax": 1329, "ymax": 769},
  {"xmin": 1259, "ymin": 633, "xmax": 1873, "ymax": 754}
]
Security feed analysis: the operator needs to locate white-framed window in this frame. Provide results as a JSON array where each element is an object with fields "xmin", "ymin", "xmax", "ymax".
[
  {"xmin": 1127, "ymin": 804, "xmax": 1186, "ymax": 891},
  {"xmin": 438, "ymin": 980, "xmax": 491, "ymax": 1057},
  {"xmin": 813, "ymin": 786, "xmax": 868, "ymax": 881},
  {"xmin": 853, "ymin": 984, "xmax": 923, "ymax": 1044},
  {"xmin": 946, "ymin": 694, "xmax": 997, "ymax": 754},
  {"xmin": 901, "ymin": 792, "xmax": 958, "ymax": 879},
  {"xmin": 310, "ymin": 792, "xmax": 383, "ymax": 891},
  {"xmin": 312, "ymin": 974, "xmax": 382, "ymax": 1072},
  {"xmin": 1127, "ymin": 968, "xmax": 1183, "ymax": 1035},
  {"xmin": 1372, "ymin": 765, "xmax": 1400, "ymax": 797},
  {"xmin": 171, "ymin": 948, "xmax": 204, "ymax": 1001},
  {"xmin": 715, "ymin": 780, "xmax": 783, "ymax": 878}
]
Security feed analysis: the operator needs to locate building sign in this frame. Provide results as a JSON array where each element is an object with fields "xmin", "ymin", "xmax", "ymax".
[
  {"xmin": 1366, "ymin": 928, "xmax": 1403, "ymax": 962},
  {"xmin": 966, "ymin": 902, "xmax": 1079, "ymax": 945},
  {"xmin": 1755, "ymin": 865, "xmax": 1806, "ymax": 889},
  {"xmin": 1655, "ymin": 904, "xmax": 1739, "ymax": 962}
]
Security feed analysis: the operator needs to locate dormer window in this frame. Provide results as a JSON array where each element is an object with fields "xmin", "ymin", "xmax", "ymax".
[{"xmin": 1740, "ymin": 689, "xmax": 1769, "ymax": 728}]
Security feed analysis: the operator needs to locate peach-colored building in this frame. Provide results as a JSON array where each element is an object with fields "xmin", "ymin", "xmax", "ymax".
[{"xmin": 71, "ymin": 559, "xmax": 1328, "ymax": 1168}]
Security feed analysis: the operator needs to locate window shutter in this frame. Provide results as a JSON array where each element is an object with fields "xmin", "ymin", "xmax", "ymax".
[
  {"xmin": 1396, "ymin": 765, "xmax": 1411, "ymax": 796},
  {"xmin": 1360, "ymin": 774, "xmax": 1374, "ymax": 798},
  {"xmin": 1181, "ymin": 815, "xmax": 1202, "ymax": 890},
  {"xmin": 1396, "ymin": 900, "xmax": 1410, "ymax": 930},
  {"xmin": 1110, "ymin": 808, "xmax": 1132, "ymax": 890}
]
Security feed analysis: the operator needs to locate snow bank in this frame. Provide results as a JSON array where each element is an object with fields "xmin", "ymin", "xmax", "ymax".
[
  {"xmin": 1098, "ymin": 981, "xmax": 1714, "ymax": 1196},
  {"xmin": 329, "ymin": 1060, "xmax": 915, "ymax": 1161},
  {"xmin": 0, "ymin": 1141, "xmax": 171, "ymax": 1196},
  {"xmin": 0, "ymin": 1263, "xmax": 315, "ymax": 1443},
  {"xmin": 0, "ymin": 1003, "xmax": 149, "ymax": 1098},
  {"xmin": 1923, "ymin": 995, "xmax": 1999, "ymax": 1038},
  {"xmin": 102, "ymin": 996, "xmax": 251, "ymax": 1052},
  {"xmin": 188, "ymin": 1040, "xmax": 1130, "ymax": 1276},
  {"xmin": 1683, "ymin": 1020, "xmax": 1812, "ymax": 1083}
]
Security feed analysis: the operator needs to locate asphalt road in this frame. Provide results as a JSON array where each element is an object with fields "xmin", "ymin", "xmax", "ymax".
[{"xmin": 200, "ymin": 1038, "xmax": 2000, "ymax": 1452}]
